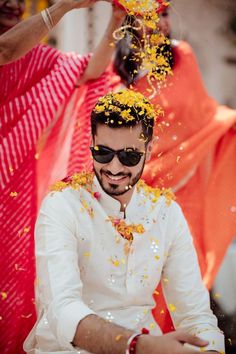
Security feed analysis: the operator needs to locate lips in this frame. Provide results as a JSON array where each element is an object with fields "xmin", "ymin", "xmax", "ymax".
[{"xmin": 103, "ymin": 172, "xmax": 129, "ymax": 183}]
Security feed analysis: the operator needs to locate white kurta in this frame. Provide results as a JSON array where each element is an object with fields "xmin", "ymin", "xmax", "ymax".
[{"xmin": 24, "ymin": 176, "xmax": 224, "ymax": 353}]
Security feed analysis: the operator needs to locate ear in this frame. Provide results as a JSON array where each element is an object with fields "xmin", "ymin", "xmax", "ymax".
[{"xmin": 145, "ymin": 138, "xmax": 154, "ymax": 162}]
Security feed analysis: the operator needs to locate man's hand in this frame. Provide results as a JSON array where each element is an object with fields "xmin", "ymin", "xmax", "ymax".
[{"xmin": 137, "ymin": 330, "xmax": 210, "ymax": 354}]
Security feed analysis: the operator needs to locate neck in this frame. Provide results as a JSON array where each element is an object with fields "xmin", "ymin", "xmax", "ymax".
[{"xmin": 112, "ymin": 187, "xmax": 134, "ymax": 212}]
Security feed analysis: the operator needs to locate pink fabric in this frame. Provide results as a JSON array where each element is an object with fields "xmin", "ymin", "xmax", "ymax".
[{"xmin": 0, "ymin": 44, "xmax": 90, "ymax": 354}]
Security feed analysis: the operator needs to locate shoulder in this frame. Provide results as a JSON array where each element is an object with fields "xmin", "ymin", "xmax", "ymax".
[
  {"xmin": 49, "ymin": 172, "xmax": 94, "ymax": 193},
  {"xmin": 172, "ymin": 40, "xmax": 194, "ymax": 54},
  {"xmin": 172, "ymin": 40, "xmax": 198, "ymax": 65},
  {"xmin": 43, "ymin": 172, "xmax": 95, "ymax": 208},
  {"xmin": 137, "ymin": 179, "xmax": 175, "ymax": 207},
  {"xmin": 137, "ymin": 179, "xmax": 187, "ymax": 224}
]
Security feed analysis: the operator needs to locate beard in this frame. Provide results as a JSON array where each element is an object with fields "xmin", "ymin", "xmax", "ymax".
[{"xmin": 94, "ymin": 161, "xmax": 145, "ymax": 197}]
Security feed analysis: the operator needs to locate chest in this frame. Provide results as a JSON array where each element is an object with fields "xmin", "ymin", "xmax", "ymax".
[{"xmin": 74, "ymin": 208, "xmax": 170, "ymax": 297}]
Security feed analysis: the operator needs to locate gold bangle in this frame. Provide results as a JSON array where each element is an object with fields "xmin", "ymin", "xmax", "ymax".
[
  {"xmin": 45, "ymin": 8, "xmax": 54, "ymax": 28},
  {"xmin": 41, "ymin": 9, "xmax": 53, "ymax": 31}
]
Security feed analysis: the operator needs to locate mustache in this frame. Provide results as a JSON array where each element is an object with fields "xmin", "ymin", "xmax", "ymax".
[{"xmin": 101, "ymin": 170, "xmax": 131, "ymax": 178}]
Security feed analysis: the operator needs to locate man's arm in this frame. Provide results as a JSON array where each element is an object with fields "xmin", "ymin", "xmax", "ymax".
[
  {"xmin": 160, "ymin": 202, "xmax": 224, "ymax": 354},
  {"xmin": 73, "ymin": 314, "xmax": 209, "ymax": 354},
  {"xmin": 0, "ymin": 0, "xmax": 95, "ymax": 64}
]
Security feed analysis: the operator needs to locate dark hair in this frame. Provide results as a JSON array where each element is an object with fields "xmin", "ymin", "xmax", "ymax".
[
  {"xmin": 113, "ymin": 16, "xmax": 141, "ymax": 86},
  {"xmin": 91, "ymin": 91, "xmax": 155, "ymax": 144},
  {"xmin": 114, "ymin": 15, "xmax": 174, "ymax": 86}
]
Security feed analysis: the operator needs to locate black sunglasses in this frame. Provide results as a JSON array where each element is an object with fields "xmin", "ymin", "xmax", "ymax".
[{"xmin": 90, "ymin": 145, "xmax": 145, "ymax": 167}]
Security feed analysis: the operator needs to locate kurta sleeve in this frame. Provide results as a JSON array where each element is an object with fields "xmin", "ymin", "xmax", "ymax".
[
  {"xmin": 162, "ymin": 202, "xmax": 224, "ymax": 353},
  {"xmin": 35, "ymin": 190, "xmax": 95, "ymax": 350}
]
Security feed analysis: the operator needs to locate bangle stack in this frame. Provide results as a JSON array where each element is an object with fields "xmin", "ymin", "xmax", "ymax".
[
  {"xmin": 126, "ymin": 328, "xmax": 149, "ymax": 354},
  {"xmin": 41, "ymin": 8, "xmax": 54, "ymax": 31}
]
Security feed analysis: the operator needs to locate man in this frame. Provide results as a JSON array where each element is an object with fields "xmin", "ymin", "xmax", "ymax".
[
  {"xmin": 0, "ymin": 1, "xmax": 124, "ymax": 353},
  {"xmin": 24, "ymin": 90, "xmax": 224, "ymax": 354}
]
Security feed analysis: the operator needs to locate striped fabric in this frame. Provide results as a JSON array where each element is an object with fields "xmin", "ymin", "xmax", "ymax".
[
  {"xmin": 0, "ymin": 44, "xmax": 89, "ymax": 189},
  {"xmin": 0, "ymin": 44, "xmax": 91, "ymax": 354}
]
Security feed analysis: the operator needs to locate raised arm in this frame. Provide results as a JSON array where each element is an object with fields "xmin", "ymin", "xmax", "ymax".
[
  {"xmin": 0, "ymin": 0, "xmax": 95, "ymax": 65},
  {"xmin": 77, "ymin": 4, "xmax": 125, "ymax": 84}
]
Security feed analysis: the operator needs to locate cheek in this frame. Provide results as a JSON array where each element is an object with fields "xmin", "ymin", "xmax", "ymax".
[
  {"xmin": 93, "ymin": 161, "xmax": 106, "ymax": 176},
  {"xmin": 19, "ymin": 4, "xmax": 25, "ymax": 16},
  {"xmin": 129, "ymin": 160, "xmax": 144, "ymax": 177},
  {"xmin": 93, "ymin": 161, "xmax": 100, "ymax": 171}
]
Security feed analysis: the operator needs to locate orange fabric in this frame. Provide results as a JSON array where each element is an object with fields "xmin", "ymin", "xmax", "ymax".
[
  {"xmin": 135, "ymin": 41, "xmax": 236, "ymax": 285},
  {"xmin": 133, "ymin": 42, "xmax": 236, "ymax": 330}
]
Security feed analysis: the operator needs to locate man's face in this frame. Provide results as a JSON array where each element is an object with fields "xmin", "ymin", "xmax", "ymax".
[
  {"xmin": 92, "ymin": 123, "xmax": 152, "ymax": 199},
  {"xmin": 0, "ymin": 0, "xmax": 25, "ymax": 33}
]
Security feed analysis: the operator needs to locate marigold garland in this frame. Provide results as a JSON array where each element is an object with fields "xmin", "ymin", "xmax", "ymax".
[
  {"xmin": 50, "ymin": 172, "xmax": 94, "ymax": 194},
  {"xmin": 137, "ymin": 179, "xmax": 175, "ymax": 206},
  {"xmin": 107, "ymin": 216, "xmax": 145, "ymax": 242},
  {"xmin": 50, "ymin": 172, "xmax": 175, "ymax": 207}
]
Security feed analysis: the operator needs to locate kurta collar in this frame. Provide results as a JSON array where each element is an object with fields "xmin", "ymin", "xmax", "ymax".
[{"xmin": 93, "ymin": 176, "xmax": 138, "ymax": 220}]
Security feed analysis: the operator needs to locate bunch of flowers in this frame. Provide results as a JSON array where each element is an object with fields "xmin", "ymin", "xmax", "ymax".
[
  {"xmin": 50, "ymin": 172, "xmax": 94, "ymax": 193},
  {"xmin": 107, "ymin": 216, "xmax": 145, "ymax": 242},
  {"xmin": 113, "ymin": 0, "xmax": 172, "ymax": 96}
]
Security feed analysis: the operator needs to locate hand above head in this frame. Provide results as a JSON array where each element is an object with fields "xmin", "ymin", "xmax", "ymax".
[
  {"xmin": 136, "ymin": 330, "xmax": 210, "ymax": 354},
  {"xmin": 60, "ymin": 0, "xmax": 96, "ymax": 9},
  {"xmin": 111, "ymin": 2, "xmax": 126, "ymax": 22},
  {"xmin": 57, "ymin": 0, "xmax": 119, "ymax": 10}
]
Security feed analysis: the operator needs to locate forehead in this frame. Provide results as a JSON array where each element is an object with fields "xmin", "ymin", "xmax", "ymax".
[{"xmin": 93, "ymin": 123, "xmax": 145, "ymax": 150}]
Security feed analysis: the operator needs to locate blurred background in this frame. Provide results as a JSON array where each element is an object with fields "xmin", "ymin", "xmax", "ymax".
[
  {"xmin": 26, "ymin": 0, "xmax": 236, "ymax": 352},
  {"xmin": 49, "ymin": 0, "xmax": 236, "ymax": 108}
]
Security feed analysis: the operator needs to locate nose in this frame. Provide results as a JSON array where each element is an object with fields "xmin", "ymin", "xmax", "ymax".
[{"xmin": 107, "ymin": 155, "xmax": 125, "ymax": 175}]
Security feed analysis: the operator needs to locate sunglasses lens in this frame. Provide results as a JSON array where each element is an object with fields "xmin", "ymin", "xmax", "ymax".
[
  {"xmin": 91, "ymin": 147, "xmax": 143, "ymax": 166},
  {"xmin": 119, "ymin": 151, "xmax": 142, "ymax": 167},
  {"xmin": 91, "ymin": 147, "xmax": 114, "ymax": 164}
]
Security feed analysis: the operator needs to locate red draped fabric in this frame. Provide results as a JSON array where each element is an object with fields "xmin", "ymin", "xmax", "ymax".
[
  {"xmin": 139, "ymin": 42, "xmax": 236, "ymax": 288},
  {"xmin": 0, "ymin": 44, "xmax": 90, "ymax": 354}
]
